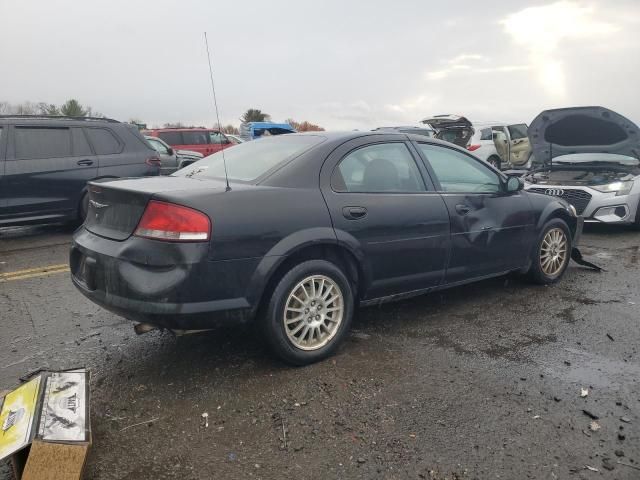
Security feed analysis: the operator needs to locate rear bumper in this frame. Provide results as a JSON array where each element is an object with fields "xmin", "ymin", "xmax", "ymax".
[{"xmin": 70, "ymin": 227, "xmax": 261, "ymax": 329}]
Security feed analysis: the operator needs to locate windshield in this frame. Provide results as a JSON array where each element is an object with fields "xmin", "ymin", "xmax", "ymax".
[
  {"xmin": 174, "ymin": 135, "xmax": 325, "ymax": 182},
  {"xmin": 554, "ymin": 153, "xmax": 639, "ymax": 166}
]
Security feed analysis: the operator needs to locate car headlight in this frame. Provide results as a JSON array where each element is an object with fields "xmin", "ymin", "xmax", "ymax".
[{"xmin": 592, "ymin": 181, "xmax": 634, "ymax": 196}]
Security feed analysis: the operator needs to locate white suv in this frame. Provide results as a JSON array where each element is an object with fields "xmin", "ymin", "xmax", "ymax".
[{"xmin": 467, "ymin": 123, "xmax": 534, "ymax": 170}]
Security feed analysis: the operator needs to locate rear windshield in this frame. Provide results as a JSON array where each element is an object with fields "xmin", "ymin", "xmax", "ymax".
[{"xmin": 174, "ymin": 135, "xmax": 325, "ymax": 182}]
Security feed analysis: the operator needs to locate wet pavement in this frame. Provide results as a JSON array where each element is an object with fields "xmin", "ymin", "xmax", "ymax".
[{"xmin": 0, "ymin": 223, "xmax": 638, "ymax": 479}]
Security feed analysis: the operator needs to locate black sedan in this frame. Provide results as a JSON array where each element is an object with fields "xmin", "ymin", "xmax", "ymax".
[{"xmin": 70, "ymin": 132, "xmax": 582, "ymax": 365}]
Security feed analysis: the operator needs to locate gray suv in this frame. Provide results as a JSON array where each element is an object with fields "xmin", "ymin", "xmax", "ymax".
[{"xmin": 0, "ymin": 116, "xmax": 160, "ymax": 227}]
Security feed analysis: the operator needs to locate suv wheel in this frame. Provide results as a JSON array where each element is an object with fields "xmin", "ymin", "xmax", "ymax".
[
  {"xmin": 262, "ymin": 260, "xmax": 354, "ymax": 365},
  {"xmin": 488, "ymin": 156, "xmax": 501, "ymax": 169},
  {"xmin": 528, "ymin": 219, "xmax": 572, "ymax": 284}
]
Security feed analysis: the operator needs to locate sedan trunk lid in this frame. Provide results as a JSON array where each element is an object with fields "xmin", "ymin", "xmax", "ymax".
[{"xmin": 84, "ymin": 176, "xmax": 226, "ymax": 241}]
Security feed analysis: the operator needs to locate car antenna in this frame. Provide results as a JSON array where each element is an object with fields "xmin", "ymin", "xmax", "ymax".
[{"xmin": 204, "ymin": 31, "xmax": 230, "ymax": 192}]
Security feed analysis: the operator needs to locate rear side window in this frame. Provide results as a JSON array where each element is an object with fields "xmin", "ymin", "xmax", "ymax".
[
  {"xmin": 85, "ymin": 128, "xmax": 121, "ymax": 155},
  {"xmin": 14, "ymin": 127, "xmax": 72, "ymax": 159},
  {"xmin": 507, "ymin": 124, "xmax": 528, "ymax": 140},
  {"xmin": 71, "ymin": 128, "xmax": 93, "ymax": 156},
  {"xmin": 157, "ymin": 131, "xmax": 183, "ymax": 145},
  {"xmin": 333, "ymin": 143, "xmax": 426, "ymax": 193},
  {"xmin": 182, "ymin": 131, "xmax": 209, "ymax": 145},
  {"xmin": 479, "ymin": 128, "xmax": 493, "ymax": 140},
  {"xmin": 209, "ymin": 132, "xmax": 228, "ymax": 144}
]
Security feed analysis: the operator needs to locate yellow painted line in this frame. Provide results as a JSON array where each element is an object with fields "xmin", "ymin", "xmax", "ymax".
[{"xmin": 0, "ymin": 264, "xmax": 70, "ymax": 282}]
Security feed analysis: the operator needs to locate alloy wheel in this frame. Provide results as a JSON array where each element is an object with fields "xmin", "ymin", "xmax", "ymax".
[
  {"xmin": 283, "ymin": 275, "xmax": 344, "ymax": 351},
  {"xmin": 539, "ymin": 228, "xmax": 568, "ymax": 277}
]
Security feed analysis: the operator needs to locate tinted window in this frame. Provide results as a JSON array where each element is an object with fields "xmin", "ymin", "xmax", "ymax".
[
  {"xmin": 14, "ymin": 127, "xmax": 72, "ymax": 159},
  {"xmin": 507, "ymin": 123, "xmax": 528, "ymax": 140},
  {"xmin": 157, "ymin": 131, "xmax": 183, "ymax": 145},
  {"xmin": 333, "ymin": 143, "xmax": 426, "ymax": 193},
  {"xmin": 175, "ymin": 135, "xmax": 324, "ymax": 182},
  {"xmin": 182, "ymin": 131, "xmax": 209, "ymax": 145},
  {"xmin": 86, "ymin": 128, "xmax": 121, "ymax": 155},
  {"xmin": 479, "ymin": 128, "xmax": 493, "ymax": 140},
  {"xmin": 418, "ymin": 144, "xmax": 501, "ymax": 193},
  {"xmin": 148, "ymin": 138, "xmax": 169, "ymax": 154},
  {"xmin": 209, "ymin": 132, "xmax": 229, "ymax": 144},
  {"xmin": 71, "ymin": 128, "xmax": 93, "ymax": 156}
]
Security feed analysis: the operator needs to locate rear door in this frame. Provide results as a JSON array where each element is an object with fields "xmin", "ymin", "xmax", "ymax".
[
  {"xmin": 321, "ymin": 136, "xmax": 450, "ymax": 299},
  {"xmin": 414, "ymin": 142, "xmax": 534, "ymax": 283},
  {"xmin": 85, "ymin": 126, "xmax": 126, "ymax": 177},
  {"xmin": 181, "ymin": 131, "xmax": 211, "ymax": 156},
  {"xmin": 506, "ymin": 123, "xmax": 531, "ymax": 166},
  {"xmin": 1, "ymin": 125, "xmax": 97, "ymax": 221}
]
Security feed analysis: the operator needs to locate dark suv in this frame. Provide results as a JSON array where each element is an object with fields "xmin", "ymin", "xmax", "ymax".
[{"xmin": 0, "ymin": 116, "xmax": 160, "ymax": 227}]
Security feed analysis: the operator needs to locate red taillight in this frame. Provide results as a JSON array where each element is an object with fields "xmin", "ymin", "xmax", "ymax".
[
  {"xmin": 467, "ymin": 144, "xmax": 481, "ymax": 151},
  {"xmin": 146, "ymin": 155, "xmax": 162, "ymax": 167},
  {"xmin": 134, "ymin": 201, "xmax": 211, "ymax": 242}
]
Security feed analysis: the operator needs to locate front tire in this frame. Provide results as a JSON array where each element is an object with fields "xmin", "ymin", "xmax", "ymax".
[
  {"xmin": 262, "ymin": 260, "xmax": 354, "ymax": 365},
  {"xmin": 528, "ymin": 219, "xmax": 572, "ymax": 284}
]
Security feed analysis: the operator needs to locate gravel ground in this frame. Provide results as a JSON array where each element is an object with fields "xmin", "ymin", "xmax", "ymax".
[{"xmin": 0, "ymin": 223, "xmax": 638, "ymax": 479}]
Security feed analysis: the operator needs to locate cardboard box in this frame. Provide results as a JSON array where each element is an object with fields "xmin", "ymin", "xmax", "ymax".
[{"xmin": 0, "ymin": 369, "xmax": 91, "ymax": 480}]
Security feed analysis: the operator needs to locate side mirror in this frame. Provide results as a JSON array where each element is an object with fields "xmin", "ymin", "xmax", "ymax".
[
  {"xmin": 506, "ymin": 176, "xmax": 524, "ymax": 193},
  {"xmin": 167, "ymin": 148, "xmax": 174, "ymax": 156}
]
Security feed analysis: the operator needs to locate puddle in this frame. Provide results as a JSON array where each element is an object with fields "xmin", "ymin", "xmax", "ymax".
[{"xmin": 543, "ymin": 348, "xmax": 640, "ymax": 388}]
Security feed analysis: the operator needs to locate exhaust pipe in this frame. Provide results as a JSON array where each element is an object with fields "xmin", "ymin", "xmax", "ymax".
[{"xmin": 134, "ymin": 323, "xmax": 158, "ymax": 335}]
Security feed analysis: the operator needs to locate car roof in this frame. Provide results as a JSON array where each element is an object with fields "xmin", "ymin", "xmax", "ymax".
[
  {"xmin": 150, "ymin": 128, "xmax": 220, "ymax": 132},
  {"xmin": 0, "ymin": 115, "xmax": 120, "ymax": 126},
  {"xmin": 282, "ymin": 130, "xmax": 465, "ymax": 148}
]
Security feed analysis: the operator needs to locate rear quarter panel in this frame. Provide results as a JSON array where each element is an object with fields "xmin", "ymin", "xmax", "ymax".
[{"xmin": 156, "ymin": 185, "xmax": 336, "ymax": 262}]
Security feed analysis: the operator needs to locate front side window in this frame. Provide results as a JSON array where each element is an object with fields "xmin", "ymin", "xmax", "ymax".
[
  {"xmin": 418, "ymin": 144, "xmax": 501, "ymax": 193},
  {"xmin": 148, "ymin": 138, "xmax": 169, "ymax": 154},
  {"xmin": 14, "ymin": 127, "xmax": 72, "ymax": 159},
  {"xmin": 333, "ymin": 143, "xmax": 426, "ymax": 193},
  {"xmin": 182, "ymin": 131, "xmax": 209, "ymax": 145},
  {"xmin": 85, "ymin": 128, "xmax": 121, "ymax": 155}
]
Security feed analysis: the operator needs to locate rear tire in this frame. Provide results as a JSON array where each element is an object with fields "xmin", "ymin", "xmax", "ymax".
[
  {"xmin": 261, "ymin": 260, "xmax": 354, "ymax": 365},
  {"xmin": 527, "ymin": 218, "xmax": 572, "ymax": 285},
  {"xmin": 488, "ymin": 156, "xmax": 501, "ymax": 169}
]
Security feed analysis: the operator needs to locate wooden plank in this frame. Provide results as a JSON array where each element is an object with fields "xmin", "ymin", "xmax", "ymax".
[{"xmin": 21, "ymin": 440, "xmax": 90, "ymax": 480}]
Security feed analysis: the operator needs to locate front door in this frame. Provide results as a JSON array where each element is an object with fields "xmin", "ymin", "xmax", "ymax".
[
  {"xmin": 1, "ymin": 125, "xmax": 98, "ymax": 223},
  {"xmin": 321, "ymin": 137, "xmax": 450, "ymax": 299},
  {"xmin": 414, "ymin": 142, "xmax": 534, "ymax": 283}
]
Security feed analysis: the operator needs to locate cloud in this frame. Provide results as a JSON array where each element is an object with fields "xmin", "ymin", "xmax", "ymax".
[
  {"xmin": 425, "ymin": 53, "xmax": 528, "ymax": 80},
  {"xmin": 500, "ymin": 1, "xmax": 618, "ymax": 97}
]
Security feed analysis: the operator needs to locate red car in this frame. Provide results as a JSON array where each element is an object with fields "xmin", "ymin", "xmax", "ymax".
[{"xmin": 145, "ymin": 128, "xmax": 234, "ymax": 157}]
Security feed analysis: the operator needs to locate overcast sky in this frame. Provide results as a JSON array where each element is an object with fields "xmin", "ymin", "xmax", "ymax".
[{"xmin": 1, "ymin": 0, "xmax": 638, "ymax": 129}]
